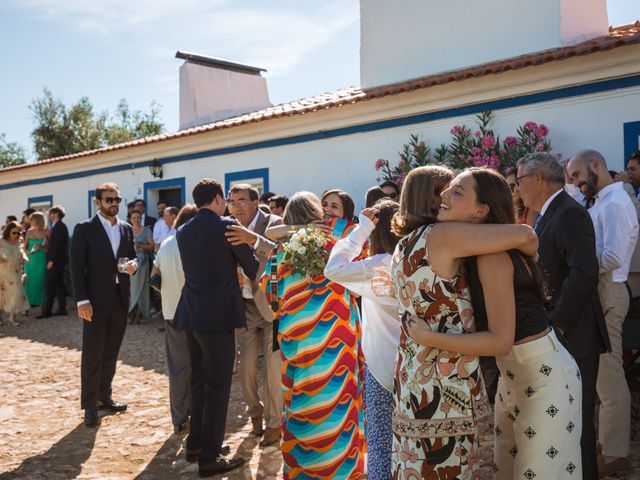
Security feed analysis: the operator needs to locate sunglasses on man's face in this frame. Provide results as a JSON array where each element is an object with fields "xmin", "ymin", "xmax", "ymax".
[
  {"xmin": 102, "ymin": 196, "xmax": 122, "ymax": 205},
  {"xmin": 10, "ymin": 230, "xmax": 19, "ymax": 236}
]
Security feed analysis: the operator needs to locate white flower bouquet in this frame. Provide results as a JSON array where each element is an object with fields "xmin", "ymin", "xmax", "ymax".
[{"xmin": 282, "ymin": 226, "xmax": 329, "ymax": 278}]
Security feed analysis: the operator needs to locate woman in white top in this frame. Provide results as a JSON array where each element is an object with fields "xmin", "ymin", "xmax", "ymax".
[
  {"xmin": 152, "ymin": 204, "xmax": 197, "ymax": 433},
  {"xmin": 324, "ymin": 199, "xmax": 401, "ymax": 480}
]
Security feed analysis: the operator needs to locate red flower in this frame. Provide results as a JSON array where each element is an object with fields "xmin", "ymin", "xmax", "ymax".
[
  {"xmin": 504, "ymin": 136, "xmax": 517, "ymax": 146},
  {"xmin": 523, "ymin": 121, "xmax": 538, "ymax": 132},
  {"xmin": 375, "ymin": 159, "xmax": 386, "ymax": 171},
  {"xmin": 481, "ymin": 135, "xmax": 496, "ymax": 149},
  {"xmin": 536, "ymin": 124, "xmax": 549, "ymax": 137}
]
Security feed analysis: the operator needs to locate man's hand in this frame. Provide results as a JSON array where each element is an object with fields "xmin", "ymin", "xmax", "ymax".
[
  {"xmin": 226, "ymin": 224, "xmax": 258, "ymax": 246},
  {"xmin": 614, "ymin": 172, "xmax": 630, "ymax": 184},
  {"xmin": 125, "ymin": 260, "xmax": 138, "ymax": 275},
  {"xmin": 78, "ymin": 303, "xmax": 93, "ymax": 322},
  {"xmin": 47, "ymin": 261, "xmax": 53, "ymax": 270}
]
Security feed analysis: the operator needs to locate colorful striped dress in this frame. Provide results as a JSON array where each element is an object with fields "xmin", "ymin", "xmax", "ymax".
[{"xmin": 263, "ymin": 219, "xmax": 366, "ymax": 479}]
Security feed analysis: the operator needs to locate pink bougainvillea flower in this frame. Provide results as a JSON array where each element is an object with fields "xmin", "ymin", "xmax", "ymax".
[
  {"xmin": 398, "ymin": 160, "xmax": 406, "ymax": 169},
  {"xmin": 523, "ymin": 121, "xmax": 538, "ymax": 131},
  {"xmin": 481, "ymin": 135, "xmax": 496, "ymax": 149},
  {"xmin": 474, "ymin": 131, "xmax": 481, "ymax": 137},
  {"xmin": 536, "ymin": 124, "xmax": 549, "ymax": 137},
  {"xmin": 451, "ymin": 125, "xmax": 463, "ymax": 135},
  {"xmin": 536, "ymin": 143, "xmax": 545, "ymax": 151},
  {"xmin": 375, "ymin": 159, "xmax": 386, "ymax": 171},
  {"xmin": 470, "ymin": 147, "xmax": 482, "ymax": 156},
  {"xmin": 503, "ymin": 136, "xmax": 517, "ymax": 146}
]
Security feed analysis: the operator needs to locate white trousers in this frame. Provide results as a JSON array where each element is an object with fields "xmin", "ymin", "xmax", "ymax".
[
  {"xmin": 596, "ymin": 273, "xmax": 631, "ymax": 458},
  {"xmin": 493, "ymin": 330, "xmax": 583, "ymax": 480}
]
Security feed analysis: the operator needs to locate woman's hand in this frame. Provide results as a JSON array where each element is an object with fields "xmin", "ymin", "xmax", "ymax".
[
  {"xmin": 360, "ymin": 207, "xmax": 379, "ymax": 225},
  {"xmin": 405, "ymin": 316, "xmax": 431, "ymax": 345}
]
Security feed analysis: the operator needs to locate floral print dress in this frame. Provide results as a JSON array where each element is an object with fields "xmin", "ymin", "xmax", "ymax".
[
  {"xmin": 0, "ymin": 238, "xmax": 30, "ymax": 314},
  {"xmin": 390, "ymin": 224, "xmax": 489, "ymax": 480}
]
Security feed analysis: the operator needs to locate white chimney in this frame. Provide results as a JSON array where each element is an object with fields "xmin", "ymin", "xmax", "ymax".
[
  {"xmin": 176, "ymin": 52, "xmax": 272, "ymax": 130},
  {"xmin": 360, "ymin": 0, "xmax": 609, "ymax": 88}
]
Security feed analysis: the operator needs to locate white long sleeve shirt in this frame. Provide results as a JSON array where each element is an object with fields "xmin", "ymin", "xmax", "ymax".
[
  {"xmin": 589, "ymin": 182, "xmax": 639, "ymax": 282},
  {"xmin": 324, "ymin": 213, "xmax": 400, "ymax": 393}
]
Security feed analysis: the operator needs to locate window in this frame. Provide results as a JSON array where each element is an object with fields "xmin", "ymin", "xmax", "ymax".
[
  {"xmin": 144, "ymin": 178, "xmax": 186, "ymax": 217},
  {"xmin": 225, "ymin": 168, "xmax": 269, "ymax": 196},
  {"xmin": 88, "ymin": 190, "xmax": 97, "ymax": 217},
  {"xmin": 28, "ymin": 195, "xmax": 53, "ymax": 214}
]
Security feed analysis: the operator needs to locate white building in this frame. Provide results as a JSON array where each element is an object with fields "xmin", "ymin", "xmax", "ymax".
[{"xmin": 1, "ymin": 0, "xmax": 639, "ymax": 228}]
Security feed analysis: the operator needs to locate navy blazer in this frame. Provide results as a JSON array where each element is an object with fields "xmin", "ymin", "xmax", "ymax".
[
  {"xmin": 172, "ymin": 209, "xmax": 259, "ymax": 332},
  {"xmin": 47, "ymin": 220, "xmax": 69, "ymax": 270},
  {"xmin": 70, "ymin": 215, "xmax": 137, "ymax": 311},
  {"xmin": 536, "ymin": 190, "xmax": 610, "ymax": 358}
]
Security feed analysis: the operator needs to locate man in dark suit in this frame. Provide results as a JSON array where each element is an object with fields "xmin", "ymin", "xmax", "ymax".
[
  {"xmin": 516, "ymin": 152, "xmax": 610, "ymax": 480},
  {"xmin": 70, "ymin": 183, "xmax": 138, "ymax": 428},
  {"xmin": 173, "ymin": 178, "xmax": 258, "ymax": 477},
  {"xmin": 37, "ymin": 205, "xmax": 69, "ymax": 318},
  {"xmin": 133, "ymin": 199, "xmax": 156, "ymax": 229},
  {"xmin": 225, "ymin": 183, "xmax": 283, "ymax": 447}
]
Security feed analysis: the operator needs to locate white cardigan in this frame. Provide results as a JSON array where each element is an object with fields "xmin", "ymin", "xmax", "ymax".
[{"xmin": 324, "ymin": 214, "xmax": 401, "ymax": 393}]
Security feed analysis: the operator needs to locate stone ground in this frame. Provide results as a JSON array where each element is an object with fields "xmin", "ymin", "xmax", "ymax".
[{"xmin": 0, "ymin": 307, "xmax": 638, "ymax": 479}]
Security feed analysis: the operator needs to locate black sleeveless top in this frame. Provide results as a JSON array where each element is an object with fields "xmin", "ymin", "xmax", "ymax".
[{"xmin": 465, "ymin": 250, "xmax": 549, "ymax": 342}]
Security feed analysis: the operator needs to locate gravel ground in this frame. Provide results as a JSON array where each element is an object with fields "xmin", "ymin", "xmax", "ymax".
[{"xmin": 0, "ymin": 307, "xmax": 638, "ymax": 479}]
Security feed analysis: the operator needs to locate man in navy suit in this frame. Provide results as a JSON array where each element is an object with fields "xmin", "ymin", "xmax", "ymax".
[
  {"xmin": 70, "ymin": 183, "xmax": 138, "ymax": 427},
  {"xmin": 173, "ymin": 178, "xmax": 258, "ymax": 477},
  {"xmin": 38, "ymin": 204, "xmax": 69, "ymax": 318}
]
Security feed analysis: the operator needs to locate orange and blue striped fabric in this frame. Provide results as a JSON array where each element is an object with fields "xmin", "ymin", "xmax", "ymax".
[{"xmin": 262, "ymin": 218, "xmax": 366, "ymax": 479}]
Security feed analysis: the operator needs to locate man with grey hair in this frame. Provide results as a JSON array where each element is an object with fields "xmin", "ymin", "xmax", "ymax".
[
  {"xmin": 566, "ymin": 149, "xmax": 638, "ymax": 477},
  {"xmin": 516, "ymin": 152, "xmax": 610, "ymax": 480}
]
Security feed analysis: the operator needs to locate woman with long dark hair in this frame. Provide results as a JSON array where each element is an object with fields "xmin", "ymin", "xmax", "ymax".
[
  {"xmin": 407, "ymin": 167, "xmax": 582, "ymax": 479},
  {"xmin": 325, "ymin": 198, "xmax": 401, "ymax": 479},
  {"xmin": 389, "ymin": 165, "xmax": 538, "ymax": 479}
]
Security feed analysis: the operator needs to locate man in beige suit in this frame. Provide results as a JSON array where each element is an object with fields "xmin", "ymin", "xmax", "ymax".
[{"xmin": 225, "ymin": 184, "xmax": 283, "ymax": 447}]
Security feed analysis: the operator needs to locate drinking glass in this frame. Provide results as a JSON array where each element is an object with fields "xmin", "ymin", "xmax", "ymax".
[{"xmin": 117, "ymin": 257, "xmax": 129, "ymax": 274}]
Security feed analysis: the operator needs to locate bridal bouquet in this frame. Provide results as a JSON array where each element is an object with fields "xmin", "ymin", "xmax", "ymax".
[{"xmin": 282, "ymin": 226, "xmax": 329, "ymax": 278}]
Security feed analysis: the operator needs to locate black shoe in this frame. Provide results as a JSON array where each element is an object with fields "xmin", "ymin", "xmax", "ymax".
[
  {"xmin": 199, "ymin": 456, "xmax": 245, "ymax": 477},
  {"xmin": 36, "ymin": 313, "xmax": 52, "ymax": 319},
  {"xmin": 53, "ymin": 310, "xmax": 68, "ymax": 316},
  {"xmin": 186, "ymin": 446, "xmax": 230, "ymax": 463},
  {"xmin": 84, "ymin": 406, "xmax": 100, "ymax": 427},
  {"xmin": 97, "ymin": 398, "xmax": 128, "ymax": 412}
]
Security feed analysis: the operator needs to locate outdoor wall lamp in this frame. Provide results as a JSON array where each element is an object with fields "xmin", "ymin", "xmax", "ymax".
[{"xmin": 149, "ymin": 158, "xmax": 164, "ymax": 179}]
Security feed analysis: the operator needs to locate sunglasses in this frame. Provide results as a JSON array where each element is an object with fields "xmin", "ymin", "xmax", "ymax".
[
  {"xmin": 10, "ymin": 230, "xmax": 19, "ymax": 236},
  {"xmin": 102, "ymin": 196, "xmax": 122, "ymax": 205}
]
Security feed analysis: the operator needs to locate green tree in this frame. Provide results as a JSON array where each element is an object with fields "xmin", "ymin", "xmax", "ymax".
[
  {"xmin": 30, "ymin": 88, "xmax": 164, "ymax": 161},
  {"xmin": 0, "ymin": 133, "xmax": 28, "ymax": 168}
]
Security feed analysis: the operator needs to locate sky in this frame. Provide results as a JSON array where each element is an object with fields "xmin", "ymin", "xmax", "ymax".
[{"xmin": 0, "ymin": 0, "xmax": 638, "ymax": 161}]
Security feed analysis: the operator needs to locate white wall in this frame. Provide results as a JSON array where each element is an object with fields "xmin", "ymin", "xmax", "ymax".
[
  {"xmin": 360, "ymin": 0, "xmax": 608, "ymax": 88},
  {"xmin": 1, "ymin": 86, "xmax": 639, "ymax": 230}
]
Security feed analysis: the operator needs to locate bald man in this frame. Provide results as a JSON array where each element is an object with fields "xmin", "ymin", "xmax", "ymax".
[{"xmin": 567, "ymin": 150, "xmax": 638, "ymax": 477}]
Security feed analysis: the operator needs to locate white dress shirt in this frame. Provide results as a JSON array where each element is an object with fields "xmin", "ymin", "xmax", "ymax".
[
  {"xmin": 77, "ymin": 213, "xmax": 122, "ymax": 307},
  {"xmin": 153, "ymin": 218, "xmax": 174, "ymax": 246},
  {"xmin": 153, "ymin": 235, "xmax": 184, "ymax": 320},
  {"xmin": 589, "ymin": 182, "xmax": 639, "ymax": 282},
  {"xmin": 324, "ymin": 213, "xmax": 400, "ymax": 393},
  {"xmin": 539, "ymin": 188, "xmax": 564, "ymax": 218}
]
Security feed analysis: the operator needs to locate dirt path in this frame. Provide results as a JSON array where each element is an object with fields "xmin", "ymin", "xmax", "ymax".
[{"xmin": 0, "ymin": 309, "xmax": 638, "ymax": 479}]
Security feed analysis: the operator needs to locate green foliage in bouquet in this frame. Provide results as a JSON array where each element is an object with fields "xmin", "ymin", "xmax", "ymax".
[{"xmin": 282, "ymin": 227, "xmax": 329, "ymax": 278}]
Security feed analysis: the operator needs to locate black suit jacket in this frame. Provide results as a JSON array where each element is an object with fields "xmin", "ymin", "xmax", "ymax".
[
  {"xmin": 173, "ymin": 209, "xmax": 259, "ymax": 332},
  {"xmin": 143, "ymin": 215, "xmax": 156, "ymax": 229},
  {"xmin": 47, "ymin": 220, "xmax": 69, "ymax": 270},
  {"xmin": 70, "ymin": 215, "xmax": 137, "ymax": 310},
  {"xmin": 536, "ymin": 190, "xmax": 610, "ymax": 358}
]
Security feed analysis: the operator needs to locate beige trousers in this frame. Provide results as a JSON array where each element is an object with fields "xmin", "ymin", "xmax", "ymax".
[
  {"xmin": 595, "ymin": 273, "xmax": 630, "ymax": 458},
  {"xmin": 236, "ymin": 299, "xmax": 283, "ymax": 429}
]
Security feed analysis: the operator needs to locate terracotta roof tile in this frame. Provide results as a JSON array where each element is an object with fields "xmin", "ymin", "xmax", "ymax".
[{"xmin": 3, "ymin": 22, "xmax": 639, "ymax": 173}]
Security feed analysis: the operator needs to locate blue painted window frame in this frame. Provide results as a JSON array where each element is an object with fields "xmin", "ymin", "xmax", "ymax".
[
  {"xmin": 624, "ymin": 121, "xmax": 640, "ymax": 167},
  {"xmin": 143, "ymin": 177, "xmax": 186, "ymax": 211},
  {"xmin": 87, "ymin": 190, "xmax": 96, "ymax": 218},
  {"xmin": 28, "ymin": 195, "xmax": 53, "ymax": 209},
  {"xmin": 225, "ymin": 168, "xmax": 269, "ymax": 196}
]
